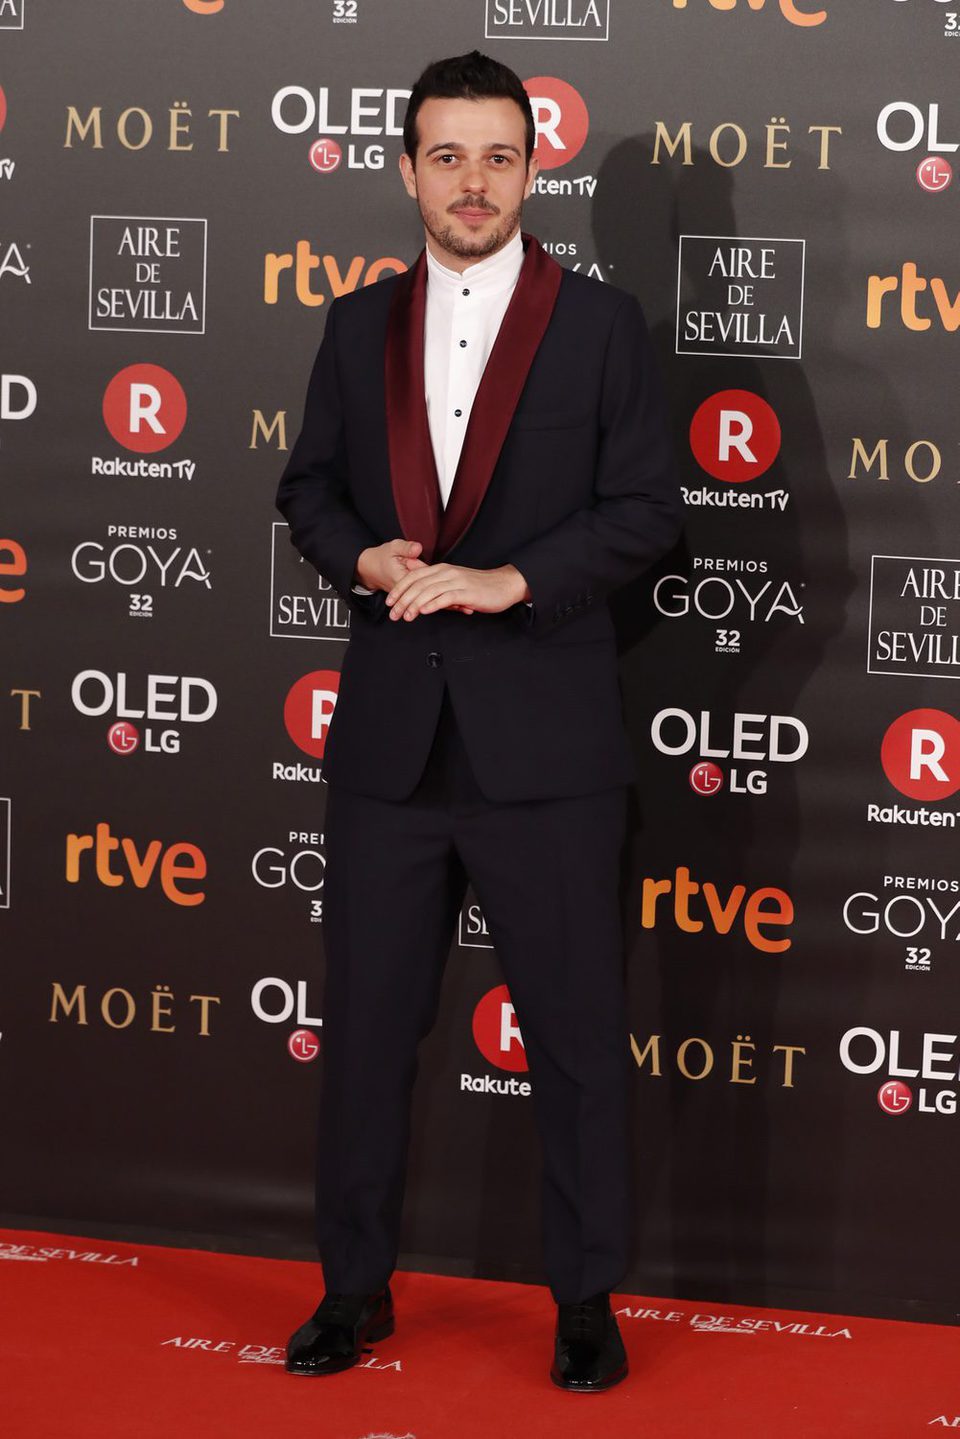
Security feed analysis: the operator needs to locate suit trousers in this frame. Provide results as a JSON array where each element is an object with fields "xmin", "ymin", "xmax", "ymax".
[{"xmin": 316, "ymin": 684, "xmax": 632, "ymax": 1304}]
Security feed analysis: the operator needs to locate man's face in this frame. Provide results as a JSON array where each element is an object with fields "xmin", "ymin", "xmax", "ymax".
[{"xmin": 399, "ymin": 95, "xmax": 539, "ymax": 269}]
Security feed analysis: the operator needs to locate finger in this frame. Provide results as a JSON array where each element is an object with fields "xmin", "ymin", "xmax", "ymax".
[
  {"xmin": 386, "ymin": 564, "xmax": 449, "ymax": 607},
  {"xmin": 390, "ymin": 575, "xmax": 463, "ymax": 618}
]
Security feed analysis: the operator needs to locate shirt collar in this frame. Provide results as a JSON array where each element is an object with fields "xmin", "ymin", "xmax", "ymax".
[{"xmin": 425, "ymin": 228, "xmax": 524, "ymax": 298}]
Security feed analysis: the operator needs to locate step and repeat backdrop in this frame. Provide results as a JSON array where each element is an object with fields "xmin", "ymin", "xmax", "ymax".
[{"xmin": 2, "ymin": 0, "xmax": 959, "ymax": 1324}]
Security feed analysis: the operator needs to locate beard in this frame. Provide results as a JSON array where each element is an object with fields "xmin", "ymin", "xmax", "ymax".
[{"xmin": 418, "ymin": 196, "xmax": 525, "ymax": 262}]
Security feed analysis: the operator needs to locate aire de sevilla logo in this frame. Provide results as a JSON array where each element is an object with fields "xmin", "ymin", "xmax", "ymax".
[
  {"xmin": 284, "ymin": 669, "xmax": 340, "ymax": 757},
  {"xmin": 881, "ymin": 708, "xmax": 960, "ymax": 801},
  {"xmin": 102, "ymin": 364, "xmax": 186, "ymax": 452},
  {"xmin": 473, "ymin": 984, "xmax": 527, "ymax": 1072},
  {"xmin": 689, "ymin": 390, "xmax": 781, "ymax": 483},
  {"xmin": 524, "ymin": 77, "xmax": 589, "ymax": 171}
]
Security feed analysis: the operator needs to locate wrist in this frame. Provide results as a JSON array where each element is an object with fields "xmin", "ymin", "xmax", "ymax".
[
  {"xmin": 355, "ymin": 547, "xmax": 377, "ymax": 591},
  {"xmin": 500, "ymin": 563, "xmax": 531, "ymax": 605}
]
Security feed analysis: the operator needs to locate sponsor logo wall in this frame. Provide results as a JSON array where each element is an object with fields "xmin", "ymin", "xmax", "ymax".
[{"xmin": 2, "ymin": 0, "xmax": 958, "ymax": 1329}]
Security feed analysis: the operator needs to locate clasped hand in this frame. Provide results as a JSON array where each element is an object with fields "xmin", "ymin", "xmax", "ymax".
[{"xmin": 357, "ymin": 539, "xmax": 529, "ymax": 621}]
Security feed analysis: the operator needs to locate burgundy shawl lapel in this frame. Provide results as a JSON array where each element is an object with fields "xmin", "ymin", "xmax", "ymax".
[
  {"xmin": 383, "ymin": 232, "xmax": 563, "ymax": 564},
  {"xmin": 383, "ymin": 247, "xmax": 442, "ymax": 561},
  {"xmin": 437, "ymin": 233, "xmax": 563, "ymax": 558}
]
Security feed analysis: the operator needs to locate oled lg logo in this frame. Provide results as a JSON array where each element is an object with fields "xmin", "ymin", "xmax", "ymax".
[
  {"xmin": 652, "ymin": 708, "xmax": 809, "ymax": 798},
  {"xmin": 841, "ymin": 1027, "xmax": 960, "ymax": 1117},
  {"xmin": 461, "ymin": 984, "xmax": 531, "ymax": 1096},
  {"xmin": 96, "ymin": 364, "xmax": 195, "ymax": 480},
  {"xmin": 72, "ymin": 670, "xmax": 217, "ymax": 757},
  {"xmin": 270, "ymin": 84, "xmax": 410, "ymax": 172},
  {"xmin": 684, "ymin": 390, "xmax": 786, "ymax": 513},
  {"xmin": 877, "ymin": 102, "xmax": 960, "ymax": 188},
  {"xmin": 275, "ymin": 670, "xmax": 340, "ymax": 783}
]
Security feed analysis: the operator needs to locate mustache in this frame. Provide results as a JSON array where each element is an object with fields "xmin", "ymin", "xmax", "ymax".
[{"xmin": 449, "ymin": 200, "xmax": 499, "ymax": 214}]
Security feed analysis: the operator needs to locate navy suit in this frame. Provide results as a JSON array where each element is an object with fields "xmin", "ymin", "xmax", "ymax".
[{"xmin": 277, "ymin": 238, "xmax": 682, "ymax": 1303}]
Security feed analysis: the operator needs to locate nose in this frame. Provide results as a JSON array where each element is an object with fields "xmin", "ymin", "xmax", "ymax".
[{"xmin": 460, "ymin": 161, "xmax": 488, "ymax": 194}]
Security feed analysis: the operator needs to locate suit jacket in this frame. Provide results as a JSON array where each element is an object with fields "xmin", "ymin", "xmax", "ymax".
[{"xmin": 276, "ymin": 234, "xmax": 683, "ymax": 803}]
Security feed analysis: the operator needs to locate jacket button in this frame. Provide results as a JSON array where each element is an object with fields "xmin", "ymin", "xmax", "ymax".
[{"xmin": 426, "ymin": 651, "xmax": 443, "ymax": 668}]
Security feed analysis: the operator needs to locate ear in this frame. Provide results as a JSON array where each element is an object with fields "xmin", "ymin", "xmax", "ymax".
[
  {"xmin": 399, "ymin": 152, "xmax": 418, "ymax": 201},
  {"xmin": 523, "ymin": 154, "xmax": 540, "ymax": 199}
]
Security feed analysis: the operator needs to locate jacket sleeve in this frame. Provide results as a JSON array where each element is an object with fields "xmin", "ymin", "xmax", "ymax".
[
  {"xmin": 276, "ymin": 298, "xmax": 386, "ymax": 619},
  {"xmin": 505, "ymin": 293, "xmax": 683, "ymax": 638}
]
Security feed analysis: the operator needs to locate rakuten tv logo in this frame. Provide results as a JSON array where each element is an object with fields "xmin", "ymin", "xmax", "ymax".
[
  {"xmin": 65, "ymin": 823, "xmax": 206, "ymax": 906},
  {"xmin": 881, "ymin": 709, "xmax": 960, "ymax": 801},
  {"xmin": 524, "ymin": 76, "xmax": 589, "ymax": 171},
  {"xmin": 689, "ymin": 391, "xmax": 781, "ymax": 483},
  {"xmin": 473, "ymin": 984, "xmax": 528, "ymax": 1072},
  {"xmin": 102, "ymin": 364, "xmax": 186, "ymax": 452},
  {"xmin": 462, "ymin": 985, "xmax": 532, "ymax": 1096},
  {"xmin": 284, "ymin": 670, "xmax": 340, "ymax": 758}
]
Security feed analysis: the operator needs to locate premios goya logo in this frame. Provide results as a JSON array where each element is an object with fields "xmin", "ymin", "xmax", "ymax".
[
  {"xmin": 653, "ymin": 555, "xmax": 805, "ymax": 656},
  {"xmin": 251, "ymin": 830, "xmax": 326, "ymax": 924},
  {"xmin": 70, "ymin": 525, "xmax": 212, "ymax": 619},
  {"xmin": 842, "ymin": 873, "xmax": 958, "ymax": 973}
]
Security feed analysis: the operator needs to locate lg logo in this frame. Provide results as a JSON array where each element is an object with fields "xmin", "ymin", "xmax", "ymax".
[{"xmin": 878, "ymin": 1080, "xmax": 912, "ymax": 1115}]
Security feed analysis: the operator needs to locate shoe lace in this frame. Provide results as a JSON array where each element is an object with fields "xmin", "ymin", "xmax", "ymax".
[{"xmin": 564, "ymin": 1300, "xmax": 605, "ymax": 1340}]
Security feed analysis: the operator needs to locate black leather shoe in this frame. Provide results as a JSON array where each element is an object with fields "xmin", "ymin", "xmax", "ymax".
[
  {"xmin": 285, "ymin": 1286, "xmax": 394, "ymax": 1376},
  {"xmin": 550, "ymin": 1292, "xmax": 628, "ymax": 1392}
]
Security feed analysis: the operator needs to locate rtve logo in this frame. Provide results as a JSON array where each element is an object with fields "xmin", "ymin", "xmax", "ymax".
[
  {"xmin": 0, "ymin": 536, "xmax": 26, "ymax": 602},
  {"xmin": 65, "ymin": 823, "xmax": 207, "ymax": 906},
  {"xmin": 102, "ymin": 364, "xmax": 186, "ymax": 452},
  {"xmin": 284, "ymin": 669, "xmax": 340, "ymax": 758},
  {"xmin": 670, "ymin": 0, "xmax": 826, "ymax": 26},
  {"xmin": 866, "ymin": 263, "xmax": 960, "ymax": 331},
  {"xmin": 689, "ymin": 390, "xmax": 781, "ymax": 483},
  {"xmin": 264, "ymin": 249, "xmax": 406, "ymax": 307},
  {"xmin": 881, "ymin": 708, "xmax": 960, "ymax": 801},
  {"xmin": 641, "ymin": 867, "xmax": 794, "ymax": 953}
]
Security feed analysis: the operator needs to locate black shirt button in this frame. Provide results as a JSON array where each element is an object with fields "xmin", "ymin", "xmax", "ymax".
[
  {"xmin": 454, "ymin": 408, "xmax": 463, "ymax": 417},
  {"xmin": 462, "ymin": 288, "xmax": 470, "ymax": 296},
  {"xmin": 459, "ymin": 339, "xmax": 467, "ymax": 347}
]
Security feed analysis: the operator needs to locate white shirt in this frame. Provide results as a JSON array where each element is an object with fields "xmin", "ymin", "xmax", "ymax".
[{"xmin": 353, "ymin": 230, "xmax": 526, "ymax": 597}]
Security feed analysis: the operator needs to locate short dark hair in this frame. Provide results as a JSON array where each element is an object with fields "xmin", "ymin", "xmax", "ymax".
[{"xmin": 403, "ymin": 50, "xmax": 536, "ymax": 165}]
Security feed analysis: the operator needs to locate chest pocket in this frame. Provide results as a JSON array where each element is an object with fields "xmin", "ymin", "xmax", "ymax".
[{"xmin": 509, "ymin": 406, "xmax": 594, "ymax": 431}]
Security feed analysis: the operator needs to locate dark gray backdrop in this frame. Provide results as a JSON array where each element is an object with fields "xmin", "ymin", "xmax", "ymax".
[{"xmin": 2, "ymin": 0, "xmax": 958, "ymax": 1325}]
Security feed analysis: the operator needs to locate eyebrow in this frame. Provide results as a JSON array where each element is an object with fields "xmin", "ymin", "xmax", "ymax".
[{"xmin": 423, "ymin": 141, "xmax": 522, "ymax": 157}]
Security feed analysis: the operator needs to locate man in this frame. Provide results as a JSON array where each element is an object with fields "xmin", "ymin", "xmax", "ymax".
[{"xmin": 277, "ymin": 51, "xmax": 681, "ymax": 1392}]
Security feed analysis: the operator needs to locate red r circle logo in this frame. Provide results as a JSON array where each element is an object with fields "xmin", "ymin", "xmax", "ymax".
[
  {"xmin": 689, "ymin": 390, "xmax": 781, "ymax": 483},
  {"xmin": 523, "ymin": 77, "xmax": 589, "ymax": 171},
  {"xmin": 102, "ymin": 364, "xmax": 187, "ymax": 454},
  {"xmin": 472, "ymin": 984, "xmax": 528, "ymax": 1073},
  {"xmin": 880, "ymin": 709, "xmax": 960, "ymax": 802},
  {"xmin": 284, "ymin": 670, "xmax": 341, "ymax": 759}
]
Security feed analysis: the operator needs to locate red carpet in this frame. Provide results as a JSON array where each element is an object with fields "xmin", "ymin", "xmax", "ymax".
[{"xmin": 2, "ymin": 1225, "xmax": 956, "ymax": 1438}]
